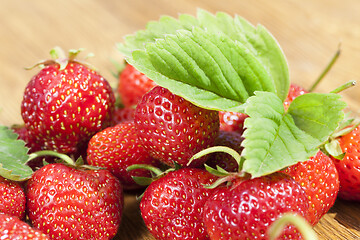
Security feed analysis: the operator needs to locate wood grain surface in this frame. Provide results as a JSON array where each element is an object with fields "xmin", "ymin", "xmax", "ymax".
[{"xmin": 1, "ymin": 0, "xmax": 359, "ymax": 239}]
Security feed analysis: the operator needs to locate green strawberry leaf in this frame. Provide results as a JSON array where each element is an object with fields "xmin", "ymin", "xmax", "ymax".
[
  {"xmin": 117, "ymin": 9, "xmax": 348, "ymax": 178},
  {"xmin": 287, "ymin": 93, "xmax": 347, "ymax": 141},
  {"xmin": 196, "ymin": 10, "xmax": 290, "ymax": 101},
  {"xmin": 118, "ymin": 9, "xmax": 289, "ymax": 110},
  {"xmin": 241, "ymin": 91, "xmax": 346, "ymax": 178},
  {"xmin": 0, "ymin": 126, "xmax": 33, "ymax": 181}
]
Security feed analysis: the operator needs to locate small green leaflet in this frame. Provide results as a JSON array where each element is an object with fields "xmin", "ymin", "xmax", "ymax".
[
  {"xmin": 0, "ymin": 126, "xmax": 33, "ymax": 181},
  {"xmin": 241, "ymin": 91, "xmax": 346, "ymax": 178},
  {"xmin": 118, "ymin": 9, "xmax": 289, "ymax": 111},
  {"xmin": 287, "ymin": 93, "xmax": 347, "ymax": 142}
]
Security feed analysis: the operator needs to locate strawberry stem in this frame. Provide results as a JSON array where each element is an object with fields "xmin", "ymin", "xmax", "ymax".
[
  {"xmin": 330, "ymin": 80, "xmax": 356, "ymax": 94},
  {"xmin": 126, "ymin": 164, "xmax": 164, "ymax": 176},
  {"xmin": 309, "ymin": 43, "xmax": 341, "ymax": 92},
  {"xmin": 27, "ymin": 150, "xmax": 76, "ymax": 167},
  {"xmin": 188, "ymin": 146, "xmax": 243, "ymax": 171},
  {"xmin": 268, "ymin": 213, "xmax": 318, "ymax": 240}
]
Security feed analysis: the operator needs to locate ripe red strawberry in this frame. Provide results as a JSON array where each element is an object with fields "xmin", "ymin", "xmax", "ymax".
[
  {"xmin": 0, "ymin": 212, "xmax": 50, "ymax": 240},
  {"xmin": 140, "ymin": 168, "xmax": 218, "ymax": 240},
  {"xmin": 112, "ymin": 106, "xmax": 135, "ymax": 124},
  {"xmin": 281, "ymin": 150, "xmax": 339, "ymax": 225},
  {"xmin": 203, "ymin": 172, "xmax": 309, "ymax": 240},
  {"xmin": 218, "ymin": 111, "xmax": 248, "ymax": 134},
  {"xmin": 205, "ymin": 130, "xmax": 244, "ymax": 172},
  {"xmin": 0, "ymin": 176, "xmax": 26, "ymax": 219},
  {"xmin": 21, "ymin": 48, "xmax": 115, "ymax": 154},
  {"xmin": 134, "ymin": 86, "xmax": 220, "ymax": 167},
  {"xmin": 87, "ymin": 121, "xmax": 160, "ymax": 190},
  {"xmin": 331, "ymin": 125, "xmax": 360, "ymax": 201},
  {"xmin": 26, "ymin": 163, "xmax": 123, "ymax": 240},
  {"xmin": 283, "ymin": 83, "xmax": 308, "ymax": 110},
  {"xmin": 12, "ymin": 125, "xmax": 56, "ymax": 170},
  {"xmin": 11, "ymin": 124, "xmax": 41, "ymax": 152},
  {"xmin": 118, "ymin": 64, "xmax": 157, "ymax": 107}
]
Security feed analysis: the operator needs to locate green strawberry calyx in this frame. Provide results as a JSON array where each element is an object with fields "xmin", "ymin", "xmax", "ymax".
[
  {"xmin": 126, "ymin": 163, "xmax": 186, "ymax": 199},
  {"xmin": 188, "ymin": 146, "xmax": 247, "ymax": 188},
  {"xmin": 27, "ymin": 150, "xmax": 100, "ymax": 170},
  {"xmin": 126, "ymin": 162, "xmax": 186, "ymax": 187},
  {"xmin": 126, "ymin": 164, "xmax": 166, "ymax": 186},
  {"xmin": 26, "ymin": 46, "xmax": 95, "ymax": 71},
  {"xmin": 323, "ymin": 114, "xmax": 360, "ymax": 160}
]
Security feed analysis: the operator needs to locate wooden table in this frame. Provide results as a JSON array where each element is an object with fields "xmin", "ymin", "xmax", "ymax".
[{"xmin": 1, "ymin": 0, "xmax": 359, "ymax": 239}]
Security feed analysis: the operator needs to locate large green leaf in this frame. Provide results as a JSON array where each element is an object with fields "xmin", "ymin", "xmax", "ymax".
[
  {"xmin": 0, "ymin": 126, "xmax": 33, "ymax": 181},
  {"xmin": 118, "ymin": 9, "xmax": 289, "ymax": 109},
  {"xmin": 127, "ymin": 28, "xmax": 275, "ymax": 111},
  {"xmin": 241, "ymin": 91, "xmax": 346, "ymax": 178}
]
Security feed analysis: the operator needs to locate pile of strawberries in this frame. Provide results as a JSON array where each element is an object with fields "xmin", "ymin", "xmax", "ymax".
[{"xmin": 0, "ymin": 32, "xmax": 359, "ymax": 240}]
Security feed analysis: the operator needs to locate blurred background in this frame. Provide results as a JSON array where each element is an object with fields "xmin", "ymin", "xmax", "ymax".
[{"xmin": 0, "ymin": 0, "xmax": 359, "ymax": 127}]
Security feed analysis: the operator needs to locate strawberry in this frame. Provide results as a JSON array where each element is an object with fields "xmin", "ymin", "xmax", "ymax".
[
  {"xmin": 0, "ymin": 176, "xmax": 26, "ymax": 219},
  {"xmin": 0, "ymin": 212, "xmax": 50, "ymax": 240},
  {"xmin": 205, "ymin": 130, "xmax": 244, "ymax": 172},
  {"xmin": 112, "ymin": 106, "xmax": 135, "ymax": 124},
  {"xmin": 203, "ymin": 172, "xmax": 309, "ymax": 240},
  {"xmin": 26, "ymin": 163, "xmax": 123, "ymax": 240},
  {"xmin": 134, "ymin": 86, "xmax": 220, "ymax": 167},
  {"xmin": 21, "ymin": 48, "xmax": 115, "ymax": 154},
  {"xmin": 11, "ymin": 124, "xmax": 41, "ymax": 153},
  {"xmin": 330, "ymin": 125, "xmax": 360, "ymax": 201},
  {"xmin": 218, "ymin": 111, "xmax": 248, "ymax": 134},
  {"xmin": 118, "ymin": 64, "xmax": 157, "ymax": 107},
  {"xmin": 87, "ymin": 121, "xmax": 160, "ymax": 190},
  {"xmin": 283, "ymin": 83, "xmax": 308, "ymax": 110},
  {"xmin": 281, "ymin": 150, "xmax": 340, "ymax": 225},
  {"xmin": 140, "ymin": 168, "xmax": 218, "ymax": 240},
  {"xmin": 12, "ymin": 125, "xmax": 56, "ymax": 170}
]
